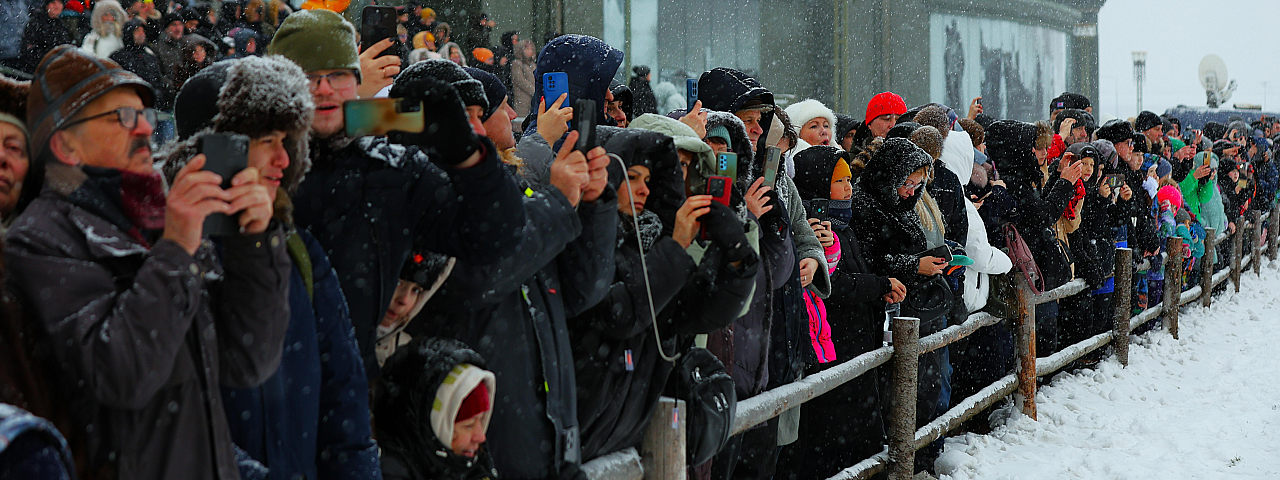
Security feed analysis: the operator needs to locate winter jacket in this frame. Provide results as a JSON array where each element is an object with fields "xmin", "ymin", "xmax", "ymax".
[
  {"xmin": 572, "ymin": 129, "xmax": 758, "ymax": 461},
  {"xmin": 376, "ymin": 338, "xmax": 498, "ymax": 480},
  {"xmin": 411, "ymin": 174, "xmax": 616, "ymax": 480},
  {"xmin": 221, "ymin": 229, "xmax": 380, "ymax": 480},
  {"xmin": 628, "ymin": 76, "xmax": 657, "ymax": 116},
  {"xmin": 5, "ymin": 163, "xmax": 291, "ymax": 480},
  {"xmin": 171, "ymin": 34, "xmax": 216, "ymax": 93},
  {"xmin": 0, "ymin": 403, "xmax": 75, "ymax": 480},
  {"xmin": 847, "ymin": 138, "xmax": 935, "ymax": 283},
  {"xmin": 1253, "ymin": 156, "xmax": 1278, "ymax": 212},
  {"xmin": 20, "ymin": 11, "xmax": 75, "ymax": 72},
  {"xmin": 928, "ymin": 158, "xmax": 969, "ymax": 246},
  {"xmin": 986, "ymin": 120, "xmax": 1079, "ymax": 289},
  {"xmin": 79, "ymin": 0, "xmax": 126, "ymax": 59},
  {"xmin": 150, "ymin": 35, "xmax": 185, "ymax": 86},
  {"xmin": 521, "ymin": 35, "xmax": 622, "ymax": 134},
  {"xmin": 510, "ymin": 56, "xmax": 536, "ymax": 117},
  {"xmin": 110, "ymin": 21, "xmax": 172, "ymax": 110},
  {"xmin": 1180, "ymin": 152, "xmax": 1228, "ymax": 234},
  {"xmin": 294, "ymin": 136, "xmax": 526, "ymax": 375}
]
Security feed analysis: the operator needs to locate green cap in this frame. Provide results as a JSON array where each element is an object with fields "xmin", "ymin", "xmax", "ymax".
[{"xmin": 268, "ymin": 9, "xmax": 361, "ymax": 76}]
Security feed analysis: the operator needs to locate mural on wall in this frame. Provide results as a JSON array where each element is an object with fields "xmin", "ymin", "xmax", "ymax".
[{"xmin": 930, "ymin": 13, "xmax": 1067, "ymax": 122}]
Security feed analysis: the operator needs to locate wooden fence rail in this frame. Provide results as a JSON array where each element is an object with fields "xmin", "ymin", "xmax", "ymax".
[{"xmin": 583, "ymin": 210, "xmax": 1273, "ymax": 480}]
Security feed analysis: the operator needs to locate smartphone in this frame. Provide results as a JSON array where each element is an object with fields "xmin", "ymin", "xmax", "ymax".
[
  {"xmin": 571, "ymin": 98, "xmax": 598, "ymax": 153},
  {"xmin": 360, "ymin": 6, "xmax": 398, "ymax": 56},
  {"xmin": 198, "ymin": 133, "xmax": 249, "ymax": 236},
  {"xmin": 762, "ymin": 146, "xmax": 781, "ymax": 187},
  {"xmin": 344, "ymin": 98, "xmax": 424, "ymax": 138},
  {"xmin": 543, "ymin": 72, "xmax": 570, "ymax": 110},
  {"xmin": 807, "ymin": 198, "xmax": 829, "ymax": 221},
  {"xmin": 1104, "ymin": 174, "xmax": 1124, "ymax": 189},
  {"xmin": 715, "ymin": 152, "xmax": 738, "ymax": 181},
  {"xmin": 1238, "ymin": 179, "xmax": 1249, "ymax": 190},
  {"xmin": 699, "ymin": 175, "xmax": 733, "ymax": 241},
  {"xmin": 918, "ymin": 245, "xmax": 953, "ymax": 263},
  {"xmin": 686, "ymin": 78, "xmax": 698, "ymax": 111}
]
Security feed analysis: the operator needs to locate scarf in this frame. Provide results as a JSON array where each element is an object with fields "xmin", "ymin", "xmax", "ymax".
[
  {"xmin": 1062, "ymin": 178, "xmax": 1086, "ymax": 221},
  {"xmin": 73, "ymin": 166, "xmax": 167, "ymax": 246},
  {"xmin": 827, "ymin": 198, "xmax": 852, "ymax": 230},
  {"xmin": 621, "ymin": 209, "xmax": 663, "ymax": 252}
]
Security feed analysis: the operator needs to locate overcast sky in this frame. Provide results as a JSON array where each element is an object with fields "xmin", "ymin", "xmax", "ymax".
[{"xmin": 1098, "ymin": 0, "xmax": 1280, "ymax": 118}]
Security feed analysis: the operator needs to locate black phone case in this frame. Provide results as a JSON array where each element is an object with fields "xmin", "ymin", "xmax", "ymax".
[
  {"xmin": 572, "ymin": 99, "xmax": 598, "ymax": 152},
  {"xmin": 361, "ymin": 6, "xmax": 398, "ymax": 56},
  {"xmin": 199, "ymin": 133, "xmax": 249, "ymax": 236}
]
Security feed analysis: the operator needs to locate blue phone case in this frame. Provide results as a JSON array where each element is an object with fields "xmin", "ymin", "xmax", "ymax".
[
  {"xmin": 543, "ymin": 72, "xmax": 569, "ymax": 109},
  {"xmin": 686, "ymin": 79, "xmax": 698, "ymax": 111}
]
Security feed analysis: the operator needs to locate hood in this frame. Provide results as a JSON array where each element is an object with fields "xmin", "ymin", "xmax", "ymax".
[
  {"xmin": 629, "ymin": 112, "xmax": 712, "ymax": 174},
  {"xmin": 376, "ymin": 337, "xmax": 497, "ymax": 477},
  {"xmin": 698, "ymin": 67, "xmax": 772, "ymax": 114},
  {"xmin": 90, "ymin": 0, "xmax": 126, "ymax": 36},
  {"xmin": 160, "ymin": 56, "xmax": 313, "ymax": 203},
  {"xmin": 704, "ymin": 110, "xmax": 754, "ymax": 178},
  {"xmin": 856, "ymin": 137, "xmax": 932, "ymax": 213},
  {"xmin": 940, "ymin": 128, "xmax": 975, "ymax": 181},
  {"xmin": 182, "ymin": 34, "xmax": 217, "ymax": 60},
  {"xmin": 121, "ymin": 19, "xmax": 146, "ymax": 49},
  {"xmin": 601, "ymin": 126, "xmax": 685, "ymax": 233},
  {"xmin": 230, "ymin": 27, "xmax": 259, "ymax": 54},
  {"xmin": 609, "ymin": 81, "xmax": 633, "ymax": 121},
  {"xmin": 523, "ymin": 35, "xmax": 624, "ymax": 129},
  {"xmin": 791, "ymin": 145, "xmax": 847, "ymax": 201},
  {"xmin": 834, "ymin": 114, "xmax": 858, "ymax": 145},
  {"xmin": 985, "ymin": 120, "xmax": 1042, "ymax": 188},
  {"xmin": 439, "ymin": 42, "xmax": 467, "ymax": 66}
]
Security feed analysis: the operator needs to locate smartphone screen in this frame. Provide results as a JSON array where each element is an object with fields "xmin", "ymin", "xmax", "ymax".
[
  {"xmin": 571, "ymin": 98, "xmax": 598, "ymax": 152},
  {"xmin": 715, "ymin": 152, "xmax": 738, "ymax": 181},
  {"xmin": 360, "ymin": 6, "xmax": 398, "ymax": 56},
  {"xmin": 344, "ymin": 98, "xmax": 424, "ymax": 138},
  {"xmin": 199, "ymin": 133, "xmax": 249, "ymax": 236},
  {"xmin": 763, "ymin": 146, "xmax": 781, "ymax": 187}
]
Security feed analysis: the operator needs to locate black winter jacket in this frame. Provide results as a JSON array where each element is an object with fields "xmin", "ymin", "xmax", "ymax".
[
  {"xmin": 929, "ymin": 159, "xmax": 970, "ymax": 246},
  {"xmin": 412, "ymin": 181, "xmax": 616, "ymax": 480},
  {"xmin": 294, "ymin": 136, "xmax": 525, "ymax": 375},
  {"xmin": 847, "ymin": 138, "xmax": 935, "ymax": 283}
]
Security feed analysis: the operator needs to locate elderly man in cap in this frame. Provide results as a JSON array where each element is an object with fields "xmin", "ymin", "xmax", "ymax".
[
  {"xmin": 4, "ymin": 45, "xmax": 290, "ymax": 480},
  {"xmin": 268, "ymin": 10, "xmax": 526, "ymax": 374}
]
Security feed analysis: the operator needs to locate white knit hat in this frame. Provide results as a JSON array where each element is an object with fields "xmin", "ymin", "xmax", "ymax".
[{"xmin": 784, "ymin": 99, "xmax": 837, "ymax": 137}]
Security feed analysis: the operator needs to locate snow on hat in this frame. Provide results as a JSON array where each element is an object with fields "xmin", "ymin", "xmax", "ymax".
[
  {"xmin": 268, "ymin": 9, "xmax": 361, "ymax": 78},
  {"xmin": 1155, "ymin": 158, "xmax": 1172, "ymax": 179},
  {"xmin": 394, "ymin": 59, "xmax": 487, "ymax": 111},
  {"xmin": 912, "ymin": 104, "xmax": 952, "ymax": 141},
  {"xmin": 909, "ymin": 125, "xmax": 944, "ymax": 160},
  {"xmin": 462, "ymin": 67, "xmax": 506, "ymax": 121},
  {"xmin": 865, "ymin": 91, "xmax": 906, "ymax": 122},
  {"xmin": 431, "ymin": 363, "xmax": 496, "ymax": 448},
  {"xmin": 1095, "ymin": 119, "xmax": 1135, "ymax": 145},
  {"xmin": 784, "ymin": 99, "xmax": 836, "ymax": 137},
  {"xmin": 1135, "ymin": 111, "xmax": 1162, "ymax": 132},
  {"xmin": 1175, "ymin": 208, "xmax": 1191, "ymax": 225}
]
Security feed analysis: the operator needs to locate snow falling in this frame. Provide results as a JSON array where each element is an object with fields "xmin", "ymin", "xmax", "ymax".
[{"xmin": 937, "ymin": 262, "xmax": 1280, "ymax": 479}]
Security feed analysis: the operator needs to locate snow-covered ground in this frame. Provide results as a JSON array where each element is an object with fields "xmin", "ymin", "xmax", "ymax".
[{"xmin": 937, "ymin": 262, "xmax": 1280, "ymax": 479}]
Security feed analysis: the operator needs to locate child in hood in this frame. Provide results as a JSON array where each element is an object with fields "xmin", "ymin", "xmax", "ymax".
[
  {"xmin": 376, "ymin": 252, "xmax": 455, "ymax": 367},
  {"xmin": 376, "ymin": 337, "xmax": 498, "ymax": 480}
]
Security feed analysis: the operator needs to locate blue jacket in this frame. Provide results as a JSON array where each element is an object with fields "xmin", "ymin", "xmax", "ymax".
[
  {"xmin": 221, "ymin": 229, "xmax": 380, "ymax": 480},
  {"xmin": 521, "ymin": 34, "xmax": 623, "ymax": 136},
  {"xmin": 0, "ymin": 403, "xmax": 74, "ymax": 480}
]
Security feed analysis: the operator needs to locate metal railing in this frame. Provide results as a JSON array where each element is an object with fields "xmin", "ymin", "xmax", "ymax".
[{"xmin": 582, "ymin": 209, "xmax": 1277, "ymax": 480}]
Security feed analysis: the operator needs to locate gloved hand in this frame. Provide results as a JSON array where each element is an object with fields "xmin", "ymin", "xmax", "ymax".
[
  {"xmin": 701, "ymin": 202, "xmax": 753, "ymax": 263},
  {"xmin": 757, "ymin": 190, "xmax": 787, "ymax": 239},
  {"xmin": 388, "ymin": 70, "xmax": 480, "ymax": 165}
]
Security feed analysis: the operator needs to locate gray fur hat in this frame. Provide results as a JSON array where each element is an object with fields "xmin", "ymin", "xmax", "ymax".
[{"xmin": 162, "ymin": 55, "xmax": 314, "ymax": 199}]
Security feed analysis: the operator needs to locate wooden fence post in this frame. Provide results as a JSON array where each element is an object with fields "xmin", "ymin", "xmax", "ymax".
[
  {"xmin": 1011, "ymin": 274, "xmax": 1037, "ymax": 420},
  {"xmin": 641, "ymin": 397, "xmax": 685, "ymax": 479},
  {"xmin": 1269, "ymin": 212, "xmax": 1279, "ymax": 261},
  {"xmin": 1253, "ymin": 210, "xmax": 1263, "ymax": 277},
  {"xmin": 1231, "ymin": 220, "xmax": 1244, "ymax": 292},
  {"xmin": 887, "ymin": 317, "xmax": 920, "ymax": 480},
  {"xmin": 1163, "ymin": 237, "xmax": 1183, "ymax": 339},
  {"xmin": 1201, "ymin": 228, "xmax": 1216, "ymax": 308},
  {"xmin": 1113, "ymin": 247, "xmax": 1133, "ymax": 366}
]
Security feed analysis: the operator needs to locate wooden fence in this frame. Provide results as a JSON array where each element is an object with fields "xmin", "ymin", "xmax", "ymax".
[{"xmin": 581, "ymin": 209, "xmax": 1277, "ymax": 480}]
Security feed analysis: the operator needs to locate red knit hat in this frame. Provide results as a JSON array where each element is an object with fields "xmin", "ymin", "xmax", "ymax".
[
  {"xmin": 455, "ymin": 382, "xmax": 490, "ymax": 423},
  {"xmin": 865, "ymin": 91, "xmax": 907, "ymax": 122}
]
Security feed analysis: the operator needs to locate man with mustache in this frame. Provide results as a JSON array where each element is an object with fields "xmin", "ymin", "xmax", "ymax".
[{"xmin": 4, "ymin": 45, "xmax": 291, "ymax": 480}]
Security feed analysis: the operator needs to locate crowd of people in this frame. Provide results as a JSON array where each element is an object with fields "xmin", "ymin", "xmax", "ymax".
[{"xmin": 0, "ymin": 2, "xmax": 1277, "ymax": 480}]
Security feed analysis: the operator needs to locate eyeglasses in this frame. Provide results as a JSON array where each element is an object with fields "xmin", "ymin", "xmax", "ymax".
[
  {"xmin": 307, "ymin": 71, "xmax": 359, "ymax": 91},
  {"xmin": 61, "ymin": 106, "xmax": 156, "ymax": 131},
  {"xmin": 900, "ymin": 179, "xmax": 924, "ymax": 192}
]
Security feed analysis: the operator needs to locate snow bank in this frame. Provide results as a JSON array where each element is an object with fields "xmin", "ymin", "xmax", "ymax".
[{"xmin": 937, "ymin": 262, "xmax": 1280, "ymax": 479}]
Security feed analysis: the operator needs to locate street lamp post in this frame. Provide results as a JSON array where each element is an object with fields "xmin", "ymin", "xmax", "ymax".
[{"xmin": 1132, "ymin": 51, "xmax": 1147, "ymax": 115}]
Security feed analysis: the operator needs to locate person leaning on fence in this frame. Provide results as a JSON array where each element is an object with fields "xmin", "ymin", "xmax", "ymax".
[{"xmin": 5, "ymin": 45, "xmax": 290, "ymax": 480}]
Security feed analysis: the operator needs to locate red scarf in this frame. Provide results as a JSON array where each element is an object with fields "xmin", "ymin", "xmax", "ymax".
[
  {"xmin": 1062, "ymin": 178, "xmax": 1086, "ymax": 220},
  {"xmin": 119, "ymin": 170, "xmax": 167, "ymax": 244}
]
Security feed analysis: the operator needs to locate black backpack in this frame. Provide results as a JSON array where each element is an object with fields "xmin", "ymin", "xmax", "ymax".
[{"xmin": 670, "ymin": 347, "xmax": 736, "ymax": 466}]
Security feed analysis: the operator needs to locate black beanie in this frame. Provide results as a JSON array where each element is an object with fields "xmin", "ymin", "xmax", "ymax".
[
  {"xmin": 1135, "ymin": 111, "xmax": 1162, "ymax": 132},
  {"xmin": 1095, "ymin": 119, "xmax": 1135, "ymax": 145},
  {"xmin": 393, "ymin": 59, "xmax": 488, "ymax": 112},
  {"xmin": 174, "ymin": 61, "xmax": 232, "ymax": 139},
  {"xmin": 463, "ymin": 67, "xmax": 506, "ymax": 121}
]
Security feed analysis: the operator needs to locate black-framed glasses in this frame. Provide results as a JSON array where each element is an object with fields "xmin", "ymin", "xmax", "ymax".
[
  {"xmin": 307, "ymin": 71, "xmax": 359, "ymax": 91},
  {"xmin": 61, "ymin": 106, "xmax": 156, "ymax": 131}
]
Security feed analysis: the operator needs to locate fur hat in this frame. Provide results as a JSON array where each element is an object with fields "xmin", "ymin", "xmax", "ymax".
[
  {"xmin": 912, "ymin": 104, "xmax": 952, "ymax": 142},
  {"xmin": 0, "ymin": 74, "xmax": 29, "ymax": 142},
  {"xmin": 784, "ymin": 99, "xmax": 836, "ymax": 137},
  {"xmin": 909, "ymin": 126, "xmax": 944, "ymax": 160},
  {"xmin": 1050, "ymin": 92, "xmax": 1091, "ymax": 111},
  {"xmin": 162, "ymin": 55, "xmax": 313, "ymax": 197},
  {"xmin": 698, "ymin": 67, "xmax": 772, "ymax": 113},
  {"xmin": 1135, "ymin": 110, "xmax": 1162, "ymax": 133},
  {"xmin": 1095, "ymin": 119, "xmax": 1135, "ymax": 145}
]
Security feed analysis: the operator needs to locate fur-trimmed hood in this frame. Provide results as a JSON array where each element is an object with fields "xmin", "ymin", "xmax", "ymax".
[
  {"xmin": 856, "ymin": 137, "xmax": 933, "ymax": 213},
  {"xmin": 160, "ymin": 55, "xmax": 314, "ymax": 201},
  {"xmin": 704, "ymin": 110, "xmax": 754, "ymax": 183}
]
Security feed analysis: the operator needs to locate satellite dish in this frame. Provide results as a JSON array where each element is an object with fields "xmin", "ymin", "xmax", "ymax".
[
  {"xmin": 1199, "ymin": 54, "xmax": 1227, "ymax": 91},
  {"xmin": 1199, "ymin": 54, "xmax": 1236, "ymax": 108}
]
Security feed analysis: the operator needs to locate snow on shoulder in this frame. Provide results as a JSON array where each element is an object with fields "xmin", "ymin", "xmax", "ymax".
[{"xmin": 938, "ymin": 262, "xmax": 1280, "ymax": 479}]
